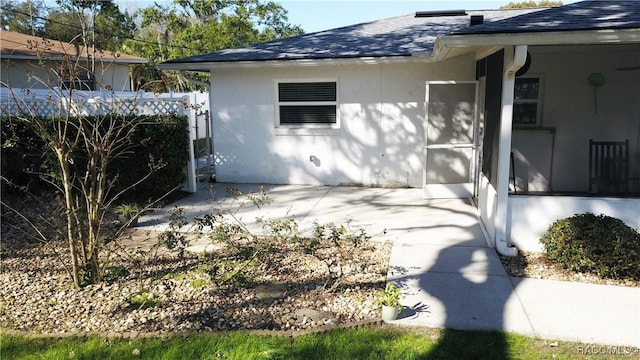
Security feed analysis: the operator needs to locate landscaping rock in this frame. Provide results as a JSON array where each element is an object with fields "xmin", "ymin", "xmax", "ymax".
[
  {"xmin": 0, "ymin": 233, "xmax": 391, "ymax": 335},
  {"xmin": 255, "ymin": 282, "xmax": 288, "ymax": 300}
]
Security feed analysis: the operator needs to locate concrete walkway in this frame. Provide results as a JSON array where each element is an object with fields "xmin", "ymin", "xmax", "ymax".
[{"xmin": 137, "ymin": 183, "xmax": 640, "ymax": 347}]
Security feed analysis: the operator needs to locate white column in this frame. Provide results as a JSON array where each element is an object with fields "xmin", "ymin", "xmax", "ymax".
[
  {"xmin": 495, "ymin": 45, "xmax": 527, "ymax": 256},
  {"xmin": 184, "ymin": 94, "xmax": 197, "ymax": 193}
]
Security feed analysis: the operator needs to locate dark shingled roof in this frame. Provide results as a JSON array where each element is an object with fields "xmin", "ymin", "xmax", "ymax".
[
  {"xmin": 162, "ymin": 9, "xmax": 538, "ymax": 65},
  {"xmin": 162, "ymin": 1, "xmax": 640, "ymax": 67},
  {"xmin": 454, "ymin": 0, "xmax": 640, "ymax": 35}
]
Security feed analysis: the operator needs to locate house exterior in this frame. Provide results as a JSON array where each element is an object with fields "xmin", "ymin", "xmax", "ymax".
[
  {"xmin": 0, "ymin": 30, "xmax": 147, "ymax": 91},
  {"xmin": 160, "ymin": 1, "xmax": 640, "ymax": 254}
]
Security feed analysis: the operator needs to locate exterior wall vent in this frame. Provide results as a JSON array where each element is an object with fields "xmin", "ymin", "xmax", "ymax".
[
  {"xmin": 415, "ymin": 10, "xmax": 467, "ymax": 18},
  {"xmin": 470, "ymin": 15, "xmax": 484, "ymax": 26}
]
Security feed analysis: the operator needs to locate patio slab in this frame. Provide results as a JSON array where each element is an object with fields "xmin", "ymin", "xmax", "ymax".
[
  {"xmin": 389, "ymin": 271, "xmax": 535, "ymax": 336},
  {"xmin": 388, "ymin": 243, "xmax": 507, "ymax": 277},
  {"xmin": 137, "ymin": 183, "xmax": 331, "ymax": 232}
]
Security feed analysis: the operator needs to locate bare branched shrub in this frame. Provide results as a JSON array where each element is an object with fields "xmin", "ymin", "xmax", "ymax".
[{"xmin": 1, "ymin": 32, "xmax": 188, "ymax": 288}]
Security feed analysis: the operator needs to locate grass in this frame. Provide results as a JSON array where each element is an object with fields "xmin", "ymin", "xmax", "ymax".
[
  {"xmin": 128, "ymin": 292, "xmax": 160, "ymax": 309},
  {"xmin": 2, "ymin": 326, "xmax": 635, "ymax": 360}
]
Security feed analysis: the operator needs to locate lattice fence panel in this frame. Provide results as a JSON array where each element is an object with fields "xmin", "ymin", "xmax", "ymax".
[
  {"xmin": 136, "ymin": 98, "xmax": 189, "ymax": 116},
  {"xmin": 1, "ymin": 94, "xmax": 190, "ymax": 118},
  {"xmin": 0, "ymin": 98, "xmax": 65, "ymax": 118}
]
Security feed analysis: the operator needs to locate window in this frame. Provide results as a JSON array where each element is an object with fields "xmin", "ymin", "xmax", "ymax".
[
  {"xmin": 60, "ymin": 69, "xmax": 95, "ymax": 91},
  {"xmin": 276, "ymin": 81, "xmax": 337, "ymax": 126},
  {"xmin": 513, "ymin": 77, "xmax": 541, "ymax": 126}
]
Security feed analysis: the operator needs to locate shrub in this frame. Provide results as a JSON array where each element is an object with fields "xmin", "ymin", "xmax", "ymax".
[
  {"xmin": 540, "ymin": 213, "xmax": 640, "ymax": 280},
  {"xmin": 1, "ymin": 115, "xmax": 189, "ymax": 197},
  {"xmin": 2, "ymin": 114, "xmax": 188, "ymax": 287},
  {"xmin": 109, "ymin": 115, "xmax": 189, "ymax": 196},
  {"xmin": 0, "ymin": 117, "xmax": 51, "ymax": 193}
]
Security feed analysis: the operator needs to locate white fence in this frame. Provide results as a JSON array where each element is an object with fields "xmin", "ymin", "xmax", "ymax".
[{"xmin": 0, "ymin": 88, "xmax": 212, "ymax": 193}]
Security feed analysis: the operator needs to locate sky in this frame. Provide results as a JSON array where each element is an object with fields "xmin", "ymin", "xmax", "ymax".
[{"xmin": 115, "ymin": 0, "xmax": 580, "ymax": 33}]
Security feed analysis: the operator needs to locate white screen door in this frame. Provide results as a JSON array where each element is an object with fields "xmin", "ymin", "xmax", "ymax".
[{"xmin": 423, "ymin": 81, "xmax": 478, "ymax": 198}]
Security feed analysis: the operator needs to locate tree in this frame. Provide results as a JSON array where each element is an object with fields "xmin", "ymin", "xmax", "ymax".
[
  {"xmin": 90, "ymin": 1, "xmax": 136, "ymax": 51},
  {"xmin": 44, "ymin": 0, "xmax": 135, "ymax": 51},
  {"xmin": 500, "ymin": 1, "xmax": 563, "ymax": 8},
  {"xmin": 42, "ymin": 8, "xmax": 84, "ymax": 42},
  {"xmin": 166, "ymin": 0, "xmax": 303, "ymax": 56},
  {"xmin": 124, "ymin": 0, "xmax": 303, "ymax": 91},
  {"xmin": 0, "ymin": 0, "xmax": 47, "ymax": 35}
]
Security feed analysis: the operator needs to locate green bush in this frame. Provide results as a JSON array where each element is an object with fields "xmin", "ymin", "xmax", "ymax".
[
  {"xmin": 109, "ymin": 115, "xmax": 189, "ymax": 196},
  {"xmin": 1, "ymin": 114, "xmax": 189, "ymax": 198},
  {"xmin": 0, "ymin": 117, "xmax": 52, "ymax": 193},
  {"xmin": 540, "ymin": 213, "xmax": 640, "ymax": 281}
]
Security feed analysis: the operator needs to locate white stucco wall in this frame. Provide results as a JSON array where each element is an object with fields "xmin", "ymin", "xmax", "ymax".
[
  {"xmin": 511, "ymin": 44, "xmax": 640, "ymax": 192},
  {"xmin": 209, "ymin": 55, "xmax": 475, "ymax": 187},
  {"xmin": 477, "ymin": 173, "xmax": 498, "ymax": 247},
  {"xmin": 509, "ymin": 195, "xmax": 640, "ymax": 252}
]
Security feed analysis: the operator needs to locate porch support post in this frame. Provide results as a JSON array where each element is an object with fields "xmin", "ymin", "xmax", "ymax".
[
  {"xmin": 179, "ymin": 71, "xmax": 213, "ymax": 192},
  {"xmin": 495, "ymin": 45, "xmax": 527, "ymax": 256},
  {"xmin": 184, "ymin": 92, "xmax": 198, "ymax": 193}
]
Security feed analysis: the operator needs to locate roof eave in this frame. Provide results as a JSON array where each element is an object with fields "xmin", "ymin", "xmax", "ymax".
[
  {"xmin": 112, "ymin": 58, "xmax": 149, "ymax": 64},
  {"xmin": 1, "ymin": 54, "xmax": 148, "ymax": 64},
  {"xmin": 438, "ymin": 28, "xmax": 640, "ymax": 49},
  {"xmin": 159, "ymin": 54, "xmax": 434, "ymax": 72}
]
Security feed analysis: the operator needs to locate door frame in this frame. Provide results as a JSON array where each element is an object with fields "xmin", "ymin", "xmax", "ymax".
[
  {"xmin": 475, "ymin": 76, "xmax": 486, "ymax": 202},
  {"xmin": 423, "ymin": 80, "xmax": 480, "ymax": 198}
]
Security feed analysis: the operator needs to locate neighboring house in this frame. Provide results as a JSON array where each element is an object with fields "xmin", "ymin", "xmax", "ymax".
[
  {"xmin": 160, "ymin": 1, "xmax": 640, "ymax": 253},
  {"xmin": 0, "ymin": 30, "xmax": 147, "ymax": 91}
]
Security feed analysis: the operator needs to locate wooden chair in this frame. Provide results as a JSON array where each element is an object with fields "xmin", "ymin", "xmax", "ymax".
[{"xmin": 589, "ymin": 139, "xmax": 629, "ymax": 194}]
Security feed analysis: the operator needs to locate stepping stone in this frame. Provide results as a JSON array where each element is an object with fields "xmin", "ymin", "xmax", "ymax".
[
  {"xmin": 289, "ymin": 308, "xmax": 335, "ymax": 325},
  {"xmin": 255, "ymin": 282, "xmax": 288, "ymax": 300},
  {"xmin": 185, "ymin": 243, "xmax": 224, "ymax": 254}
]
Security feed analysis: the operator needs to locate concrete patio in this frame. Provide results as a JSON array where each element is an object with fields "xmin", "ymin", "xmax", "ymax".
[{"xmin": 137, "ymin": 183, "xmax": 640, "ymax": 347}]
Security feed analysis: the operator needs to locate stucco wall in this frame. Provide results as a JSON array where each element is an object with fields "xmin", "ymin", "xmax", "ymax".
[
  {"xmin": 477, "ymin": 173, "xmax": 498, "ymax": 247},
  {"xmin": 509, "ymin": 195, "xmax": 640, "ymax": 252},
  {"xmin": 1, "ymin": 59, "xmax": 133, "ymax": 91},
  {"xmin": 1, "ymin": 60, "xmax": 51, "ymax": 88},
  {"xmin": 511, "ymin": 44, "xmax": 640, "ymax": 192},
  {"xmin": 95, "ymin": 63, "xmax": 132, "ymax": 91},
  {"xmin": 209, "ymin": 55, "xmax": 475, "ymax": 187}
]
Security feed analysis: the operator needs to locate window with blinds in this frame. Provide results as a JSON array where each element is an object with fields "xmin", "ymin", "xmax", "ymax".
[
  {"xmin": 277, "ymin": 81, "xmax": 337, "ymax": 125},
  {"xmin": 513, "ymin": 77, "xmax": 542, "ymax": 126}
]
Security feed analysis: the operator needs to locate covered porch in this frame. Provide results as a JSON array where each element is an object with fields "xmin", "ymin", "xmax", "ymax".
[
  {"xmin": 477, "ymin": 43, "xmax": 639, "ymax": 252},
  {"xmin": 509, "ymin": 44, "xmax": 639, "ymax": 196}
]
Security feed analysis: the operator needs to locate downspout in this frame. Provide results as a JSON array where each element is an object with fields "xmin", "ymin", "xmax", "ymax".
[{"xmin": 495, "ymin": 45, "xmax": 527, "ymax": 257}]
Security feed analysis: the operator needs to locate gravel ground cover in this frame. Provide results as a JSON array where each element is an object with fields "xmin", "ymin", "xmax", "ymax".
[
  {"xmin": 0, "ymin": 205, "xmax": 391, "ymax": 334},
  {"xmin": 0, "ymin": 222, "xmax": 391, "ymax": 335},
  {"xmin": 499, "ymin": 251, "xmax": 639, "ymax": 287}
]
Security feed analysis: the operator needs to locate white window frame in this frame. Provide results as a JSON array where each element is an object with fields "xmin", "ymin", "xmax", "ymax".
[
  {"xmin": 513, "ymin": 75, "xmax": 543, "ymax": 127},
  {"xmin": 274, "ymin": 78, "xmax": 340, "ymax": 136}
]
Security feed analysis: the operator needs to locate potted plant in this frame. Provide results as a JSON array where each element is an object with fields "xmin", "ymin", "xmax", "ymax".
[
  {"xmin": 375, "ymin": 282, "xmax": 403, "ymax": 321},
  {"xmin": 114, "ymin": 203, "xmax": 141, "ymax": 227}
]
